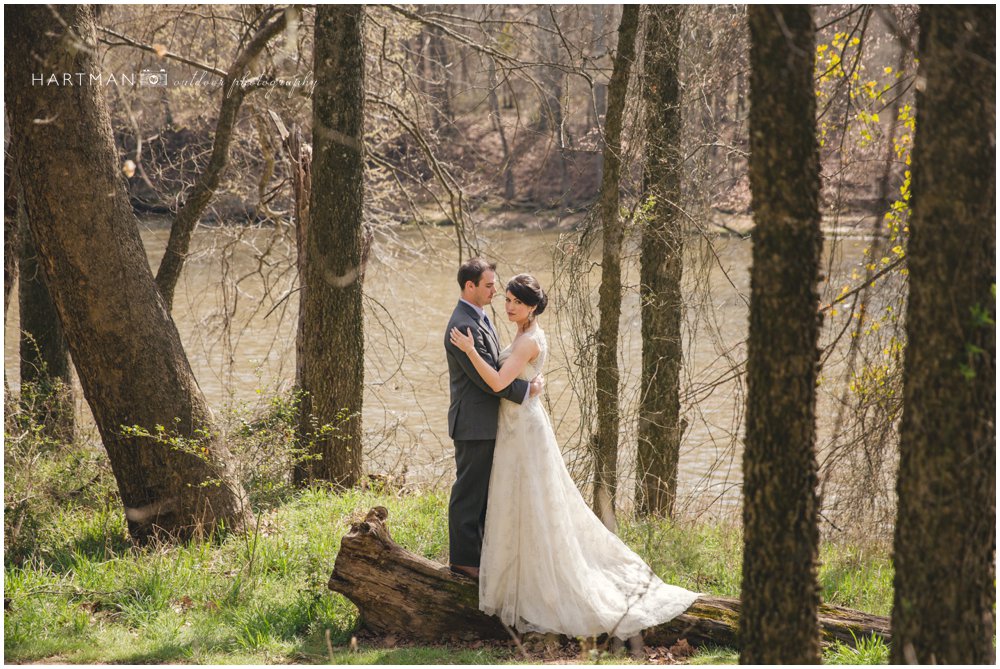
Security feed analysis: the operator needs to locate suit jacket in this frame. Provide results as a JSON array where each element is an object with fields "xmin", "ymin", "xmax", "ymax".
[{"xmin": 445, "ymin": 300, "xmax": 529, "ymax": 441}]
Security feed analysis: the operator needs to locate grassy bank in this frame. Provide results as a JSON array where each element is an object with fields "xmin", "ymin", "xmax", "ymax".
[{"xmin": 3, "ymin": 485, "xmax": 892, "ymax": 664}]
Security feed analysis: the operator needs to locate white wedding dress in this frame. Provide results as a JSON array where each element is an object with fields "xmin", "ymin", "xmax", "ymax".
[{"xmin": 479, "ymin": 325, "xmax": 699, "ymax": 639}]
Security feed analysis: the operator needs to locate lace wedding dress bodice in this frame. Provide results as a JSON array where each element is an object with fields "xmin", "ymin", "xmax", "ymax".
[
  {"xmin": 497, "ymin": 324, "xmax": 546, "ymax": 383},
  {"xmin": 481, "ymin": 326, "xmax": 698, "ymax": 639}
]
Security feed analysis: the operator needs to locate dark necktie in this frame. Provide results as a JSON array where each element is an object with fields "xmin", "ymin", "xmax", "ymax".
[{"xmin": 483, "ymin": 313, "xmax": 496, "ymax": 340}]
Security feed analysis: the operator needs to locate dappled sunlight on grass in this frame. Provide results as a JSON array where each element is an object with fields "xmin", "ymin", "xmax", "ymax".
[{"xmin": 4, "ymin": 487, "xmax": 435, "ymax": 664}]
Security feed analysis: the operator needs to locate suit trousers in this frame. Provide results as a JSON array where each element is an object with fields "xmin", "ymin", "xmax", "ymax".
[{"xmin": 449, "ymin": 439, "xmax": 496, "ymax": 567}]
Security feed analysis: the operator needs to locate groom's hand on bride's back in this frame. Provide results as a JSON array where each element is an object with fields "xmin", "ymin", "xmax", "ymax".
[{"xmin": 529, "ymin": 374, "xmax": 544, "ymax": 397}]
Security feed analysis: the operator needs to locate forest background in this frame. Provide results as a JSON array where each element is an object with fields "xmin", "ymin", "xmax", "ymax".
[{"xmin": 4, "ymin": 4, "xmax": 993, "ymax": 665}]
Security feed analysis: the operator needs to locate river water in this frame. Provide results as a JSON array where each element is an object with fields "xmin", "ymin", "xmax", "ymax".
[{"xmin": 5, "ymin": 220, "xmax": 879, "ymax": 518}]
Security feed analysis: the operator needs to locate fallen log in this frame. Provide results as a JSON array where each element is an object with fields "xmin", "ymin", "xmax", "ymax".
[{"xmin": 328, "ymin": 507, "xmax": 891, "ymax": 648}]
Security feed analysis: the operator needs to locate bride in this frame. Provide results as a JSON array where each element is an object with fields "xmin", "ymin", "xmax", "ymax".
[{"xmin": 449, "ymin": 274, "xmax": 698, "ymax": 640}]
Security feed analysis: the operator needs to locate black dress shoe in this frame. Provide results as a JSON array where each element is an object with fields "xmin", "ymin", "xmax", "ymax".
[{"xmin": 449, "ymin": 564, "xmax": 480, "ymax": 580}]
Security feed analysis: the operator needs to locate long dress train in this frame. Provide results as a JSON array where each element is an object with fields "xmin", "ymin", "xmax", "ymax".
[{"xmin": 479, "ymin": 326, "xmax": 699, "ymax": 640}]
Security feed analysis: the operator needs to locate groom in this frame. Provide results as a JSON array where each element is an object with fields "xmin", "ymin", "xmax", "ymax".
[{"xmin": 444, "ymin": 257, "xmax": 541, "ymax": 579}]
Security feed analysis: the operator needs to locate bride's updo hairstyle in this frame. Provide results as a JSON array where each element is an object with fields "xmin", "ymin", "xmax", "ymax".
[{"xmin": 507, "ymin": 274, "xmax": 548, "ymax": 316}]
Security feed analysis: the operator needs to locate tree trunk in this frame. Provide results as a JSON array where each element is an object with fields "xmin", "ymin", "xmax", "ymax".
[
  {"xmin": 5, "ymin": 4, "xmax": 251, "ymax": 542},
  {"xmin": 328, "ymin": 507, "xmax": 891, "ymax": 648},
  {"xmin": 288, "ymin": 123, "xmax": 314, "ymax": 481},
  {"xmin": 741, "ymin": 6, "xmax": 823, "ymax": 664},
  {"xmin": 536, "ymin": 7, "xmax": 569, "ymax": 206},
  {"xmin": 154, "ymin": 9, "xmax": 288, "ymax": 311},
  {"xmin": 589, "ymin": 5, "xmax": 610, "ymax": 184},
  {"xmin": 890, "ymin": 6, "xmax": 995, "ymax": 664},
  {"xmin": 874, "ymin": 40, "xmax": 907, "ymax": 216},
  {"xmin": 4, "ymin": 155, "xmax": 19, "ymax": 323},
  {"xmin": 486, "ymin": 52, "xmax": 515, "ymax": 203},
  {"xmin": 536, "ymin": 8, "xmax": 564, "ymax": 135},
  {"xmin": 592, "ymin": 5, "xmax": 639, "ymax": 533},
  {"xmin": 591, "ymin": 5, "xmax": 639, "ymax": 532},
  {"xmin": 294, "ymin": 5, "xmax": 366, "ymax": 488},
  {"xmin": 289, "ymin": 128, "xmax": 312, "ymax": 322},
  {"xmin": 426, "ymin": 13, "xmax": 454, "ymax": 138},
  {"xmin": 19, "ymin": 212, "xmax": 74, "ymax": 442},
  {"xmin": 588, "ymin": 5, "xmax": 610, "ymax": 129},
  {"xmin": 730, "ymin": 69, "xmax": 747, "ymax": 184},
  {"xmin": 636, "ymin": 6, "xmax": 684, "ymax": 519}
]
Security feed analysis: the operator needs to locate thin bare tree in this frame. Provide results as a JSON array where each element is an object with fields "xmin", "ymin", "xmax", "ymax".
[
  {"xmin": 149, "ymin": 7, "xmax": 290, "ymax": 310},
  {"xmin": 592, "ymin": 4, "xmax": 639, "ymax": 532}
]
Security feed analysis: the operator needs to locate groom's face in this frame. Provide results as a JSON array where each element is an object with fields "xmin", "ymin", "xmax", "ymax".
[{"xmin": 467, "ymin": 270, "xmax": 497, "ymax": 307}]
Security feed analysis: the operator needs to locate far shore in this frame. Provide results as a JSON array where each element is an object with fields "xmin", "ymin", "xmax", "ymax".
[{"xmin": 135, "ymin": 203, "xmax": 887, "ymax": 239}]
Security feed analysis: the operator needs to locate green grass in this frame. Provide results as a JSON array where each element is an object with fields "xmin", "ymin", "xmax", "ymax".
[
  {"xmin": 619, "ymin": 518, "xmax": 893, "ymax": 665},
  {"xmin": 818, "ymin": 542, "xmax": 894, "ymax": 617},
  {"xmin": 619, "ymin": 515, "xmax": 894, "ymax": 614},
  {"xmin": 619, "ymin": 516, "xmax": 744, "ymax": 597},
  {"xmin": 4, "ymin": 486, "xmax": 894, "ymax": 664},
  {"xmin": 327, "ymin": 646, "xmax": 515, "ymax": 664},
  {"xmin": 824, "ymin": 634, "xmax": 891, "ymax": 664},
  {"xmin": 690, "ymin": 644, "xmax": 738, "ymax": 664},
  {"xmin": 686, "ymin": 637, "xmax": 890, "ymax": 666},
  {"xmin": 4, "ymin": 488, "xmax": 456, "ymax": 664}
]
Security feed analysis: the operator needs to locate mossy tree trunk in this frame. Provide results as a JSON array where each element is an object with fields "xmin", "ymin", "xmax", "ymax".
[
  {"xmin": 294, "ymin": 5, "xmax": 366, "ymax": 488},
  {"xmin": 5, "ymin": 4, "xmax": 251, "ymax": 542},
  {"xmin": 636, "ymin": 5, "xmax": 684, "ymax": 518},
  {"xmin": 740, "ymin": 6, "xmax": 823, "ymax": 664},
  {"xmin": 592, "ymin": 4, "xmax": 639, "ymax": 532},
  {"xmin": 890, "ymin": 6, "xmax": 995, "ymax": 664}
]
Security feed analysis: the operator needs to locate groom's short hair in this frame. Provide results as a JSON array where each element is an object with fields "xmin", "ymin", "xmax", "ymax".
[{"xmin": 457, "ymin": 257, "xmax": 497, "ymax": 289}]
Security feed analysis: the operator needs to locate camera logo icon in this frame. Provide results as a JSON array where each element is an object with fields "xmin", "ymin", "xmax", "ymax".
[{"xmin": 140, "ymin": 68, "xmax": 168, "ymax": 87}]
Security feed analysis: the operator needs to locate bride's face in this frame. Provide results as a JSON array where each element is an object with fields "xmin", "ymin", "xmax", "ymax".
[{"xmin": 504, "ymin": 291, "xmax": 533, "ymax": 324}]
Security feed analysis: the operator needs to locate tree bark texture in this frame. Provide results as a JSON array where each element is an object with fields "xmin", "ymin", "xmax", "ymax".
[
  {"xmin": 741, "ymin": 6, "xmax": 823, "ymax": 664},
  {"xmin": 154, "ymin": 8, "xmax": 288, "ymax": 311},
  {"xmin": 591, "ymin": 4, "xmax": 639, "ymax": 533},
  {"xmin": 637, "ymin": 5, "xmax": 684, "ymax": 519},
  {"xmin": 5, "ymin": 4, "xmax": 251, "ymax": 541},
  {"xmin": 288, "ymin": 123, "xmax": 314, "ymax": 482},
  {"xmin": 19, "ymin": 213, "xmax": 74, "ymax": 441},
  {"xmin": 295, "ymin": 5, "xmax": 366, "ymax": 488},
  {"xmin": 890, "ymin": 6, "xmax": 995, "ymax": 664},
  {"xmin": 328, "ymin": 507, "xmax": 891, "ymax": 648}
]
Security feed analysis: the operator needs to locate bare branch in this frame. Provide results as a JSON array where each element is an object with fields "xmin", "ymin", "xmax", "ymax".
[{"xmin": 96, "ymin": 25, "xmax": 228, "ymax": 77}]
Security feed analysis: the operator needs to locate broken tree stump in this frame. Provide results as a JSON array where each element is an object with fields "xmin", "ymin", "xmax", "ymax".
[{"xmin": 328, "ymin": 507, "xmax": 891, "ymax": 648}]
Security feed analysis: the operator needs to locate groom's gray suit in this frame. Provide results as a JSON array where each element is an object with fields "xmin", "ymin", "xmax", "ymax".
[{"xmin": 444, "ymin": 300, "xmax": 529, "ymax": 568}]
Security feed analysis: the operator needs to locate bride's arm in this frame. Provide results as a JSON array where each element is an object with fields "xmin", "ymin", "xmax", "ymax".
[{"xmin": 450, "ymin": 327, "xmax": 539, "ymax": 393}]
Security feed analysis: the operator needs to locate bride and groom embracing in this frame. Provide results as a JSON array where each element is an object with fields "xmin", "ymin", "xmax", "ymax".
[{"xmin": 443, "ymin": 257, "xmax": 698, "ymax": 640}]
